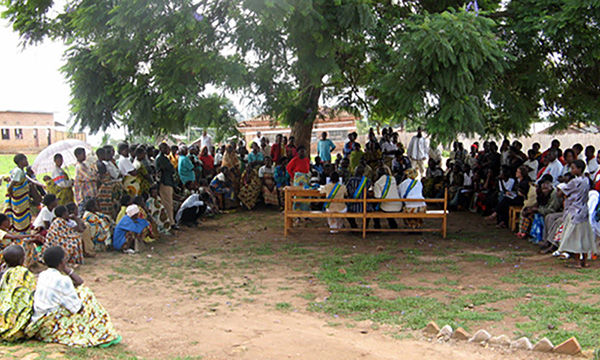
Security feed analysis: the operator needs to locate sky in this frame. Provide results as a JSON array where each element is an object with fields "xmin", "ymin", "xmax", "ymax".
[{"xmin": 0, "ymin": 18, "xmax": 127, "ymax": 146}]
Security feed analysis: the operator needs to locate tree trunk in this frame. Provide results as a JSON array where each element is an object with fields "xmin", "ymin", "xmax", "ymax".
[{"xmin": 289, "ymin": 84, "xmax": 322, "ymax": 157}]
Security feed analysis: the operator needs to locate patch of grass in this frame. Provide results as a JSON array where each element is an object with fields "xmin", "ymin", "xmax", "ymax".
[
  {"xmin": 515, "ymin": 297, "xmax": 600, "ymax": 348},
  {"xmin": 460, "ymin": 253, "xmax": 504, "ymax": 266},
  {"xmin": 282, "ymin": 243, "xmax": 312, "ymax": 255},
  {"xmin": 275, "ymin": 302, "xmax": 293, "ymax": 311},
  {"xmin": 434, "ymin": 277, "xmax": 458, "ymax": 286},
  {"xmin": 500, "ymin": 270, "xmax": 590, "ymax": 285},
  {"xmin": 296, "ymin": 292, "xmax": 317, "ymax": 301},
  {"xmin": 277, "ymin": 286, "xmax": 292, "ymax": 291},
  {"xmin": 318, "ymin": 253, "xmax": 395, "ymax": 284}
]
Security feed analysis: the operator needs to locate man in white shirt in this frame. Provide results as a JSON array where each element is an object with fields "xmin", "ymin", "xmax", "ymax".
[
  {"xmin": 539, "ymin": 150, "xmax": 563, "ymax": 186},
  {"xmin": 407, "ymin": 127, "xmax": 429, "ymax": 178},
  {"xmin": 252, "ymin": 131, "xmax": 263, "ymax": 147},
  {"xmin": 585, "ymin": 146, "xmax": 599, "ymax": 176},
  {"xmin": 523, "ymin": 149, "xmax": 539, "ymax": 180},
  {"xmin": 200, "ymin": 130, "xmax": 213, "ymax": 155},
  {"xmin": 32, "ymin": 194, "xmax": 57, "ymax": 231},
  {"xmin": 117, "ymin": 143, "xmax": 137, "ymax": 177}
]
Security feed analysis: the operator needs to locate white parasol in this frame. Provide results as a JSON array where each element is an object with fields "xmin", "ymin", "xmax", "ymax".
[{"xmin": 31, "ymin": 139, "xmax": 94, "ymax": 174}]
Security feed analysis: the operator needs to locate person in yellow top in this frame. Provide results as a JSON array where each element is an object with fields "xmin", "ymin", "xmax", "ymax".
[
  {"xmin": 319, "ymin": 172, "xmax": 348, "ymax": 233},
  {"xmin": 168, "ymin": 145, "xmax": 179, "ymax": 170}
]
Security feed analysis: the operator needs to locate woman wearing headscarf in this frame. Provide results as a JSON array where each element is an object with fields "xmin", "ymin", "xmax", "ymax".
[{"xmin": 398, "ymin": 168, "xmax": 427, "ymax": 229}]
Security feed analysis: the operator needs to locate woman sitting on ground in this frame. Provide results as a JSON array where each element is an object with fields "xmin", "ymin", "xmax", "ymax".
[
  {"xmin": 25, "ymin": 246, "xmax": 121, "ymax": 347},
  {"xmin": 146, "ymin": 185, "xmax": 172, "ymax": 235},
  {"xmin": 0, "ymin": 214, "xmax": 41, "ymax": 268},
  {"xmin": 43, "ymin": 205, "xmax": 84, "ymax": 265},
  {"xmin": 113, "ymin": 204, "xmax": 150, "ymax": 254},
  {"xmin": 0, "ymin": 245, "xmax": 36, "ymax": 341},
  {"xmin": 66, "ymin": 203, "xmax": 96, "ymax": 258},
  {"xmin": 82, "ymin": 199, "xmax": 114, "ymax": 252},
  {"xmin": 31, "ymin": 194, "xmax": 58, "ymax": 235},
  {"xmin": 210, "ymin": 167, "xmax": 235, "ymax": 210}
]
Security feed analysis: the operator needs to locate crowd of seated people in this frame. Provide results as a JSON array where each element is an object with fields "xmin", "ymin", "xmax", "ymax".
[
  {"xmin": 439, "ymin": 138, "xmax": 600, "ymax": 269},
  {"xmin": 2, "ymin": 128, "xmax": 600, "ymax": 346}
]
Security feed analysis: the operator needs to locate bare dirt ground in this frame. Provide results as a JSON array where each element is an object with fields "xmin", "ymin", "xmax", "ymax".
[{"xmin": 3, "ymin": 209, "xmax": 598, "ymax": 360}]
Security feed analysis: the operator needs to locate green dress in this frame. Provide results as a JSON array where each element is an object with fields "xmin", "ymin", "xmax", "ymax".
[{"xmin": 0, "ymin": 266, "xmax": 35, "ymax": 341}]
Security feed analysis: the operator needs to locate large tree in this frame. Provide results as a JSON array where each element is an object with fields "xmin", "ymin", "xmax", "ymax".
[{"xmin": 3, "ymin": 0, "xmax": 600, "ymax": 144}]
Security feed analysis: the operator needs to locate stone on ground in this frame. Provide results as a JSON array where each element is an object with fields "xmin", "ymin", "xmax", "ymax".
[
  {"xmin": 553, "ymin": 337, "xmax": 581, "ymax": 355},
  {"xmin": 452, "ymin": 327, "xmax": 470, "ymax": 341},
  {"xmin": 510, "ymin": 337, "xmax": 533, "ymax": 351},
  {"xmin": 423, "ymin": 321, "xmax": 440, "ymax": 336},
  {"xmin": 532, "ymin": 337, "xmax": 554, "ymax": 353},
  {"xmin": 469, "ymin": 329, "xmax": 491, "ymax": 343},
  {"xmin": 437, "ymin": 325, "xmax": 453, "ymax": 338},
  {"xmin": 489, "ymin": 335, "xmax": 511, "ymax": 347}
]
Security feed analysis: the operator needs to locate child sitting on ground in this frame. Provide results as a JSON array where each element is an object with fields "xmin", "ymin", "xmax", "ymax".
[{"xmin": 31, "ymin": 194, "xmax": 58, "ymax": 236}]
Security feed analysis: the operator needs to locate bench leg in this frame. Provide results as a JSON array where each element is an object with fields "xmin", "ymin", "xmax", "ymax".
[{"xmin": 442, "ymin": 216, "xmax": 447, "ymax": 239}]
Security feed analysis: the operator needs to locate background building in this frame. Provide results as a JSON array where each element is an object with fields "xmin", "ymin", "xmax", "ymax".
[
  {"xmin": 0, "ymin": 111, "xmax": 86, "ymax": 153},
  {"xmin": 237, "ymin": 107, "xmax": 361, "ymax": 154}
]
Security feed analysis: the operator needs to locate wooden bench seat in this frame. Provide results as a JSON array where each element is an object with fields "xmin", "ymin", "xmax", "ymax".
[{"xmin": 284, "ymin": 187, "xmax": 448, "ymax": 239}]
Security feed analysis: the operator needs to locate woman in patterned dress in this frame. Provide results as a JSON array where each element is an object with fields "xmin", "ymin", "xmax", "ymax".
[
  {"xmin": 0, "ymin": 214, "xmax": 41, "ymax": 268},
  {"xmin": 43, "ymin": 205, "xmax": 84, "ymax": 265},
  {"xmin": 82, "ymin": 199, "xmax": 113, "ymax": 251},
  {"xmin": 73, "ymin": 147, "xmax": 97, "ymax": 214},
  {"xmin": 25, "ymin": 246, "xmax": 121, "ymax": 347},
  {"xmin": 5, "ymin": 154, "xmax": 32, "ymax": 232},
  {"xmin": 0, "ymin": 245, "xmax": 36, "ymax": 341},
  {"xmin": 238, "ymin": 168, "xmax": 262, "ymax": 210},
  {"xmin": 49, "ymin": 153, "xmax": 75, "ymax": 206},
  {"xmin": 146, "ymin": 186, "xmax": 172, "ymax": 235}
]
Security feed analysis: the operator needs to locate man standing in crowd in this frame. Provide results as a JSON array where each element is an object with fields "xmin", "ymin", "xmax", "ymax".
[
  {"xmin": 155, "ymin": 143, "xmax": 177, "ymax": 228},
  {"xmin": 200, "ymin": 130, "xmax": 213, "ymax": 155},
  {"xmin": 317, "ymin": 132, "xmax": 336, "ymax": 163},
  {"xmin": 407, "ymin": 127, "xmax": 429, "ymax": 178}
]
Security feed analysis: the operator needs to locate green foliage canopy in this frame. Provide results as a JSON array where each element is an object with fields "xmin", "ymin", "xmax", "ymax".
[{"xmin": 2, "ymin": 0, "xmax": 600, "ymax": 143}]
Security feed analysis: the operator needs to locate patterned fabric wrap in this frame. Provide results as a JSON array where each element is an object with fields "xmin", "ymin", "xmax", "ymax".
[
  {"xmin": 96, "ymin": 172, "xmax": 115, "ymax": 218},
  {"xmin": 43, "ymin": 218, "xmax": 84, "ymax": 265},
  {"xmin": 293, "ymin": 172, "xmax": 311, "ymax": 211},
  {"xmin": 261, "ymin": 172, "xmax": 279, "ymax": 206},
  {"xmin": 24, "ymin": 286, "xmax": 119, "ymax": 347},
  {"xmin": 46, "ymin": 177, "xmax": 74, "ymax": 206},
  {"xmin": 529, "ymin": 213, "xmax": 544, "ymax": 244},
  {"xmin": 4, "ymin": 170, "xmax": 31, "ymax": 232},
  {"xmin": 83, "ymin": 211, "xmax": 113, "ymax": 247},
  {"xmin": 136, "ymin": 164, "xmax": 152, "ymax": 196},
  {"xmin": 239, "ymin": 169, "xmax": 262, "ymax": 210},
  {"xmin": 146, "ymin": 197, "xmax": 172, "ymax": 235},
  {"xmin": 519, "ymin": 214, "xmax": 533, "ymax": 234},
  {"xmin": 346, "ymin": 176, "xmax": 373, "ymax": 213},
  {"xmin": 123, "ymin": 175, "xmax": 140, "ymax": 197},
  {"xmin": 402, "ymin": 206, "xmax": 426, "ymax": 228},
  {"xmin": 0, "ymin": 266, "xmax": 35, "ymax": 341},
  {"xmin": 74, "ymin": 163, "xmax": 97, "ymax": 206}
]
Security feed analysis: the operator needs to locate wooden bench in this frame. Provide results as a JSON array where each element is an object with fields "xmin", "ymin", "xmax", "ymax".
[
  {"xmin": 283, "ymin": 187, "xmax": 448, "ymax": 239},
  {"xmin": 508, "ymin": 206, "xmax": 523, "ymax": 232}
]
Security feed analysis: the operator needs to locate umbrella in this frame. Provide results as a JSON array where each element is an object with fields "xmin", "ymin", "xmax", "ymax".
[{"xmin": 31, "ymin": 139, "xmax": 94, "ymax": 174}]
